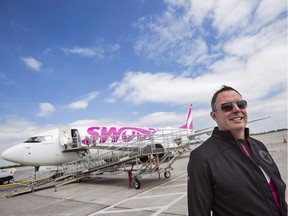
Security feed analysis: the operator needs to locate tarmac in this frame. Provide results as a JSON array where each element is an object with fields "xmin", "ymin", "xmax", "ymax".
[{"xmin": 0, "ymin": 130, "xmax": 287, "ymax": 216}]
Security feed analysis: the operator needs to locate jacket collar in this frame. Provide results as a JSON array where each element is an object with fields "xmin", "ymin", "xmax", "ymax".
[{"xmin": 212, "ymin": 127, "xmax": 250, "ymax": 141}]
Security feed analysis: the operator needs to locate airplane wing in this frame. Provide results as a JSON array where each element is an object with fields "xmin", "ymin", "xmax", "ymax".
[
  {"xmin": 170, "ymin": 115, "xmax": 271, "ymax": 151},
  {"xmin": 247, "ymin": 116, "xmax": 271, "ymax": 124},
  {"xmin": 189, "ymin": 115, "xmax": 271, "ymax": 140}
]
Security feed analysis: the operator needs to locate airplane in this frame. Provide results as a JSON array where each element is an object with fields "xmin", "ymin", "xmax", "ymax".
[{"xmin": 1, "ymin": 104, "xmax": 199, "ymax": 171}]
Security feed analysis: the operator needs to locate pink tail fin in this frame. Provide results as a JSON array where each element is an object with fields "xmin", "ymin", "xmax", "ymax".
[{"xmin": 180, "ymin": 104, "xmax": 193, "ymax": 130}]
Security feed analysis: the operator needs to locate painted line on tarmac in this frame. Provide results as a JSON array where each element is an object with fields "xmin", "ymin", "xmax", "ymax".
[
  {"xmin": 29, "ymin": 187, "xmax": 104, "ymax": 210},
  {"xmin": 88, "ymin": 174, "xmax": 187, "ymax": 216}
]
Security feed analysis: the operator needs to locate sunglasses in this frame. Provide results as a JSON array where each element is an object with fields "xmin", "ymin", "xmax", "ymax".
[{"xmin": 213, "ymin": 100, "xmax": 247, "ymax": 112}]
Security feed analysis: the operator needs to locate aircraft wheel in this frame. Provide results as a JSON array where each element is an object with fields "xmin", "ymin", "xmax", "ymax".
[
  {"xmin": 134, "ymin": 178, "xmax": 141, "ymax": 189},
  {"xmin": 164, "ymin": 171, "xmax": 171, "ymax": 178}
]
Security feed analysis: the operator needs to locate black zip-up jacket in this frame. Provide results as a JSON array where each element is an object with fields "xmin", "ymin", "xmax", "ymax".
[{"xmin": 187, "ymin": 128, "xmax": 287, "ymax": 216}]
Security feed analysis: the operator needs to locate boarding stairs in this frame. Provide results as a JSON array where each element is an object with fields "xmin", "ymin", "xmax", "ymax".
[
  {"xmin": 3, "ymin": 129, "xmax": 193, "ymax": 197},
  {"xmin": 55, "ymin": 129, "xmax": 192, "ymax": 189}
]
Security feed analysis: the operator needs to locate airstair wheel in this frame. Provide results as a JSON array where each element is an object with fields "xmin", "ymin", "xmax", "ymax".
[
  {"xmin": 134, "ymin": 178, "xmax": 141, "ymax": 189},
  {"xmin": 164, "ymin": 171, "xmax": 171, "ymax": 178}
]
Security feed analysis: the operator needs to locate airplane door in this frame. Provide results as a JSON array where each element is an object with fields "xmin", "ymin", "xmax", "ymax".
[
  {"xmin": 59, "ymin": 126, "xmax": 72, "ymax": 146},
  {"xmin": 71, "ymin": 129, "xmax": 81, "ymax": 148}
]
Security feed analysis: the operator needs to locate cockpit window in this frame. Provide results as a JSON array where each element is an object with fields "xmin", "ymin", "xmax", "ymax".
[{"xmin": 24, "ymin": 135, "xmax": 52, "ymax": 143}]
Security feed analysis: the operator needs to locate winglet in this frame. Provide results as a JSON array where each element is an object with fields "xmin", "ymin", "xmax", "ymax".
[{"xmin": 180, "ymin": 104, "xmax": 193, "ymax": 130}]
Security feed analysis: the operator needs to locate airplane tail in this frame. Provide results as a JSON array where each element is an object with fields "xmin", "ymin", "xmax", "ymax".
[{"xmin": 180, "ymin": 104, "xmax": 193, "ymax": 130}]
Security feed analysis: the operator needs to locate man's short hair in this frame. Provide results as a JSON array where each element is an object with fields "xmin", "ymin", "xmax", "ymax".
[{"xmin": 211, "ymin": 85, "xmax": 242, "ymax": 111}]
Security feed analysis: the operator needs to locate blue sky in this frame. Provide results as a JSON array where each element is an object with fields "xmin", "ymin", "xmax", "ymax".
[{"xmin": 0, "ymin": 0, "xmax": 287, "ymax": 165}]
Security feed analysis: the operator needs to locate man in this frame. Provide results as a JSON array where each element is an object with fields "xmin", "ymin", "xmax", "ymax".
[{"xmin": 187, "ymin": 85, "xmax": 287, "ymax": 216}]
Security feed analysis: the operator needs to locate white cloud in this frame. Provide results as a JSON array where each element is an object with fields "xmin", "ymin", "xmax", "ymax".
[
  {"xmin": 223, "ymin": 18, "xmax": 286, "ymax": 57},
  {"xmin": 61, "ymin": 42, "xmax": 120, "ymax": 58},
  {"xmin": 105, "ymin": 97, "xmax": 116, "ymax": 103},
  {"xmin": 134, "ymin": 5, "xmax": 209, "ymax": 67},
  {"xmin": 211, "ymin": 0, "xmax": 257, "ymax": 35},
  {"xmin": 137, "ymin": 111, "xmax": 183, "ymax": 128},
  {"xmin": 67, "ymin": 100, "xmax": 89, "ymax": 110},
  {"xmin": 66, "ymin": 91, "xmax": 100, "ymax": 110},
  {"xmin": 254, "ymin": 0, "xmax": 286, "ymax": 27},
  {"xmin": 187, "ymin": 1, "xmax": 214, "ymax": 25},
  {"xmin": 61, "ymin": 47, "xmax": 102, "ymax": 58},
  {"xmin": 85, "ymin": 91, "xmax": 100, "ymax": 101},
  {"xmin": 21, "ymin": 57, "xmax": 42, "ymax": 71},
  {"xmin": 37, "ymin": 102, "xmax": 55, "ymax": 117},
  {"xmin": 109, "ymin": 71, "xmax": 216, "ymax": 105},
  {"xmin": 134, "ymin": 0, "xmax": 286, "ymax": 69}
]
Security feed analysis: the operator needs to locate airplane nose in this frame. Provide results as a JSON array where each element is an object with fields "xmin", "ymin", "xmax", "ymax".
[{"xmin": 1, "ymin": 145, "xmax": 24, "ymax": 164}]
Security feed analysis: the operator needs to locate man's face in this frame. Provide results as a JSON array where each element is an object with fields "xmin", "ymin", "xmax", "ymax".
[{"xmin": 210, "ymin": 90, "xmax": 247, "ymax": 133}]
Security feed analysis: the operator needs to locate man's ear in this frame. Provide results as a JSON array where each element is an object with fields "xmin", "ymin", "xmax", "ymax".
[{"xmin": 210, "ymin": 111, "xmax": 217, "ymax": 121}]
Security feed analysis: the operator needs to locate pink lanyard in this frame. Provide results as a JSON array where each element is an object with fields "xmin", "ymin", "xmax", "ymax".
[{"xmin": 241, "ymin": 140, "xmax": 280, "ymax": 209}]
